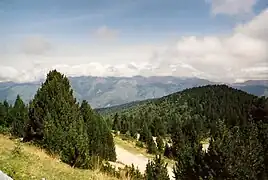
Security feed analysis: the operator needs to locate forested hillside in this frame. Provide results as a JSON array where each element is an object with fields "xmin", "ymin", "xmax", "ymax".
[
  {"xmin": 107, "ymin": 85, "xmax": 257, "ymax": 137},
  {"xmin": 106, "ymin": 85, "xmax": 268, "ymax": 179}
]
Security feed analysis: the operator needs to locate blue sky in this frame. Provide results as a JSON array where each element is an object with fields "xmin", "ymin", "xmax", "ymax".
[
  {"xmin": 0, "ymin": 0, "xmax": 267, "ymax": 82},
  {"xmin": 1, "ymin": 0, "xmax": 264, "ymax": 40}
]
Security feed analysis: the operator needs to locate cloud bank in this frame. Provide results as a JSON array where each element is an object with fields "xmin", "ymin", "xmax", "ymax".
[{"xmin": 0, "ymin": 8, "xmax": 267, "ymax": 83}]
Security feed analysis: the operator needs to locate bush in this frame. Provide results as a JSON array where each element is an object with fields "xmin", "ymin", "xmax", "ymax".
[
  {"xmin": 136, "ymin": 141, "xmax": 144, "ymax": 148},
  {"xmin": 0, "ymin": 126, "xmax": 10, "ymax": 135}
]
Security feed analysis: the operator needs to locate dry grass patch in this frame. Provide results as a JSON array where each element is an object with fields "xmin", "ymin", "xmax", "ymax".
[{"xmin": 0, "ymin": 135, "xmax": 118, "ymax": 180}]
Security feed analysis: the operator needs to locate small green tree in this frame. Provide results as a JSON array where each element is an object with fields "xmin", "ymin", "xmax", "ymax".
[
  {"xmin": 145, "ymin": 155, "xmax": 170, "ymax": 180},
  {"xmin": 156, "ymin": 136, "xmax": 164, "ymax": 153},
  {"xmin": 11, "ymin": 95, "xmax": 28, "ymax": 137},
  {"xmin": 146, "ymin": 135, "xmax": 157, "ymax": 154}
]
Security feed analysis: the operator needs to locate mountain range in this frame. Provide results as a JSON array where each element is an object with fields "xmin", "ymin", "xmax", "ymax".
[{"xmin": 0, "ymin": 76, "xmax": 267, "ymax": 108}]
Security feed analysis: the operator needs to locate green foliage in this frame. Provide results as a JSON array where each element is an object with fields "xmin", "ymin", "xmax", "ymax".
[
  {"xmin": 123, "ymin": 164, "xmax": 144, "ymax": 180},
  {"xmin": 10, "ymin": 95, "xmax": 28, "ymax": 137},
  {"xmin": 23, "ymin": 70, "xmax": 116, "ymax": 169},
  {"xmin": 173, "ymin": 143, "xmax": 206, "ymax": 180},
  {"xmin": 101, "ymin": 162, "xmax": 144, "ymax": 180},
  {"xmin": 145, "ymin": 155, "xmax": 170, "ymax": 180},
  {"xmin": 104, "ymin": 85, "xmax": 267, "ymax": 179},
  {"xmin": 0, "ymin": 100, "xmax": 13, "ymax": 131},
  {"xmin": 80, "ymin": 100, "xmax": 116, "ymax": 162},
  {"xmin": 146, "ymin": 136, "xmax": 157, "ymax": 154},
  {"xmin": 135, "ymin": 141, "xmax": 144, "ymax": 148},
  {"xmin": 156, "ymin": 136, "xmax": 164, "ymax": 153}
]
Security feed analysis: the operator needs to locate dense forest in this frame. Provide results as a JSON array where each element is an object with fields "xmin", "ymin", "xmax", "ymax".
[
  {"xmin": 0, "ymin": 69, "xmax": 268, "ymax": 180},
  {"xmin": 105, "ymin": 84, "xmax": 268, "ymax": 179}
]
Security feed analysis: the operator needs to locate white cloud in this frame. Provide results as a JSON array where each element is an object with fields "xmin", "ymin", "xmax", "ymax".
[
  {"xmin": 206, "ymin": 0, "xmax": 257, "ymax": 16},
  {"xmin": 152, "ymin": 9, "xmax": 268, "ymax": 82},
  {"xmin": 0, "ymin": 9, "xmax": 267, "ymax": 83}
]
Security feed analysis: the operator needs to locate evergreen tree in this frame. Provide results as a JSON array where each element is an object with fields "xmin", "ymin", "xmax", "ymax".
[
  {"xmin": 140, "ymin": 122, "xmax": 150, "ymax": 142},
  {"xmin": 80, "ymin": 100, "xmax": 116, "ymax": 162},
  {"xmin": 173, "ymin": 143, "xmax": 206, "ymax": 180},
  {"xmin": 10, "ymin": 95, "xmax": 28, "ymax": 137},
  {"xmin": 24, "ymin": 70, "xmax": 91, "ymax": 168},
  {"xmin": 145, "ymin": 155, "xmax": 170, "ymax": 180},
  {"xmin": 156, "ymin": 136, "xmax": 164, "ymax": 153},
  {"xmin": 146, "ymin": 134, "xmax": 157, "ymax": 154},
  {"xmin": 112, "ymin": 113, "xmax": 120, "ymax": 132}
]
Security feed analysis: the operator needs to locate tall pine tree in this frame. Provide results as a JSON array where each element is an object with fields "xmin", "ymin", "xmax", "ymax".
[{"xmin": 24, "ymin": 70, "xmax": 91, "ymax": 168}]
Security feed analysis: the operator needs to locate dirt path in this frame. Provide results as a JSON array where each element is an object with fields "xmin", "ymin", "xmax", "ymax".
[{"xmin": 115, "ymin": 145, "xmax": 174, "ymax": 180}]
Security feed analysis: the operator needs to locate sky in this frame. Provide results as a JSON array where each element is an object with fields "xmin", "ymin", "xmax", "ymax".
[{"xmin": 0, "ymin": 0, "xmax": 267, "ymax": 83}]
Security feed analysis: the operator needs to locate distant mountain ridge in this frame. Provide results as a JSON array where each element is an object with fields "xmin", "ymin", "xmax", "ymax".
[{"xmin": 0, "ymin": 76, "xmax": 267, "ymax": 108}]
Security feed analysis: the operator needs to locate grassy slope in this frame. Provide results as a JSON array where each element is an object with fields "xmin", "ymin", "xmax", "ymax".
[{"xmin": 0, "ymin": 135, "xmax": 118, "ymax": 180}]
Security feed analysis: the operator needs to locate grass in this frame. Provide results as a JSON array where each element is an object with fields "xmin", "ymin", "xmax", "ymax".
[
  {"xmin": 0, "ymin": 134, "xmax": 118, "ymax": 180},
  {"xmin": 114, "ymin": 135, "xmax": 175, "ymax": 166}
]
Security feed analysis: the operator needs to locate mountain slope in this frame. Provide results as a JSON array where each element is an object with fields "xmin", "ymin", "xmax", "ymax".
[
  {"xmin": 104, "ymin": 85, "xmax": 258, "ymax": 137},
  {"xmin": 0, "ymin": 76, "xmax": 213, "ymax": 108},
  {"xmin": 0, "ymin": 76, "xmax": 267, "ymax": 108}
]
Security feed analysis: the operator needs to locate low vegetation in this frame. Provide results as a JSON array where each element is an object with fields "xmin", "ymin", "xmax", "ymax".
[{"xmin": 0, "ymin": 135, "xmax": 118, "ymax": 180}]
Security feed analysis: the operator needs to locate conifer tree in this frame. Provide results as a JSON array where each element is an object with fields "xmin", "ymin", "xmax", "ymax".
[
  {"xmin": 145, "ymin": 155, "xmax": 170, "ymax": 180},
  {"xmin": 24, "ymin": 70, "xmax": 91, "ymax": 168},
  {"xmin": 80, "ymin": 100, "xmax": 116, "ymax": 162},
  {"xmin": 112, "ymin": 113, "xmax": 120, "ymax": 132},
  {"xmin": 10, "ymin": 95, "xmax": 28, "ymax": 137},
  {"xmin": 156, "ymin": 136, "xmax": 164, "ymax": 153},
  {"xmin": 146, "ymin": 134, "xmax": 157, "ymax": 154}
]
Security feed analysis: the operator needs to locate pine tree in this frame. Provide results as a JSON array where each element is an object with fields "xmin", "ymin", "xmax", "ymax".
[
  {"xmin": 173, "ymin": 143, "xmax": 206, "ymax": 180},
  {"xmin": 112, "ymin": 113, "xmax": 121, "ymax": 132},
  {"xmin": 10, "ymin": 95, "xmax": 28, "ymax": 137},
  {"xmin": 140, "ymin": 122, "xmax": 150, "ymax": 142},
  {"xmin": 146, "ymin": 134, "xmax": 157, "ymax": 154},
  {"xmin": 24, "ymin": 70, "xmax": 91, "ymax": 168},
  {"xmin": 145, "ymin": 155, "xmax": 170, "ymax": 180},
  {"xmin": 156, "ymin": 136, "xmax": 164, "ymax": 153},
  {"xmin": 80, "ymin": 100, "xmax": 116, "ymax": 162}
]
